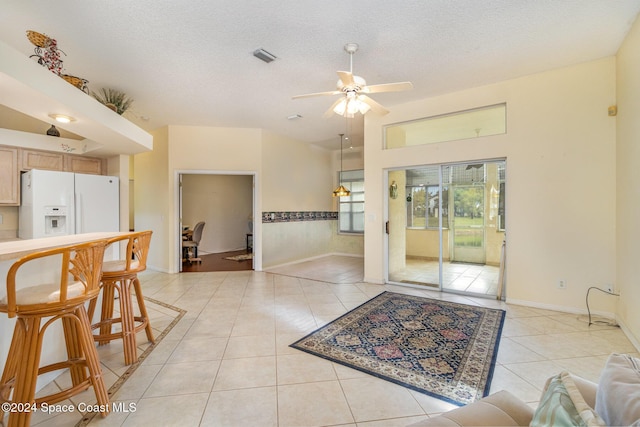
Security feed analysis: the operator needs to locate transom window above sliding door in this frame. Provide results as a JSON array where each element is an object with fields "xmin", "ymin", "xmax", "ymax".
[{"xmin": 384, "ymin": 103, "xmax": 506, "ymax": 149}]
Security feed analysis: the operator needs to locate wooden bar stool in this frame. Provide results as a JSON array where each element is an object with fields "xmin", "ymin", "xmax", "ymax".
[
  {"xmin": 0, "ymin": 239, "xmax": 110, "ymax": 427},
  {"xmin": 88, "ymin": 231, "xmax": 154, "ymax": 365}
]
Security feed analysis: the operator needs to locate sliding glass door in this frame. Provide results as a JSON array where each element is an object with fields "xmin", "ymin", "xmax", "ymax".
[{"xmin": 387, "ymin": 160, "xmax": 506, "ymax": 298}]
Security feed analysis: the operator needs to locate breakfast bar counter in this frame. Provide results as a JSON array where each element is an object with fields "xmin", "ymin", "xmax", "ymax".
[{"xmin": 0, "ymin": 231, "xmax": 126, "ymax": 261}]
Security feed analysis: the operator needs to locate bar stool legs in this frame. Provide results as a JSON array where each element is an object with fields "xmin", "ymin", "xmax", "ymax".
[
  {"xmin": 87, "ymin": 230, "xmax": 155, "ymax": 366},
  {"xmin": 0, "ymin": 307, "xmax": 109, "ymax": 427},
  {"xmin": 88, "ymin": 274, "xmax": 155, "ymax": 365},
  {"xmin": 133, "ymin": 276, "xmax": 155, "ymax": 344}
]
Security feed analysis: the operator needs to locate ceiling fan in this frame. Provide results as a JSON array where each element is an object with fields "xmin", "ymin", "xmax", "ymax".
[{"xmin": 293, "ymin": 43, "xmax": 413, "ymax": 118}]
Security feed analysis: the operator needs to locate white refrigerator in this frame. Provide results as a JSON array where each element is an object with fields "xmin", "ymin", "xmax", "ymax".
[{"xmin": 19, "ymin": 169, "xmax": 120, "ymax": 239}]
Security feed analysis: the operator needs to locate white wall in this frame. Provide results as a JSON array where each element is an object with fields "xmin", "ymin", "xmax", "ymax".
[
  {"xmin": 365, "ymin": 58, "xmax": 618, "ymax": 317},
  {"xmin": 616, "ymin": 15, "xmax": 640, "ymax": 346},
  {"xmin": 261, "ymin": 130, "xmax": 333, "ymax": 211},
  {"xmin": 166, "ymin": 126, "xmax": 262, "ymax": 272},
  {"xmin": 134, "ymin": 126, "xmax": 170, "ymax": 272},
  {"xmin": 262, "ymin": 220, "xmax": 333, "ymax": 267},
  {"xmin": 182, "ymin": 174, "xmax": 253, "ymax": 253},
  {"xmin": 260, "ymin": 130, "xmax": 338, "ymax": 268},
  {"xmin": 135, "ymin": 125, "xmax": 339, "ymax": 272}
]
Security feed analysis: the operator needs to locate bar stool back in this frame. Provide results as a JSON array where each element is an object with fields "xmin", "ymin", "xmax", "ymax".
[
  {"xmin": 88, "ymin": 230, "xmax": 154, "ymax": 365},
  {"xmin": 0, "ymin": 239, "xmax": 109, "ymax": 427}
]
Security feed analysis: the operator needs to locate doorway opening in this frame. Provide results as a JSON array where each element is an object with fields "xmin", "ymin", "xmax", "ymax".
[
  {"xmin": 387, "ymin": 159, "xmax": 506, "ymax": 298},
  {"xmin": 178, "ymin": 172, "xmax": 256, "ymax": 273}
]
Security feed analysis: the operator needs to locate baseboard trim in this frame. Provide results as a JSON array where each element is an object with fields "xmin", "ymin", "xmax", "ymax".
[
  {"xmin": 363, "ymin": 276, "xmax": 385, "ymax": 285},
  {"xmin": 506, "ymin": 298, "xmax": 616, "ymax": 321},
  {"xmin": 147, "ymin": 265, "xmax": 170, "ymax": 274},
  {"xmin": 616, "ymin": 317, "xmax": 640, "ymax": 352}
]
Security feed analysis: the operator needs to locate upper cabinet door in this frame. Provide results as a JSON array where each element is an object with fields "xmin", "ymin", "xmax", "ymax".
[
  {"xmin": 65, "ymin": 155, "xmax": 103, "ymax": 175},
  {"xmin": 0, "ymin": 146, "xmax": 19, "ymax": 205},
  {"xmin": 21, "ymin": 149, "xmax": 64, "ymax": 171}
]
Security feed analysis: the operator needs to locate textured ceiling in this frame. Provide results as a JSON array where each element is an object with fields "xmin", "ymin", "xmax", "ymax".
[{"xmin": 1, "ymin": 1, "xmax": 639, "ymax": 150}]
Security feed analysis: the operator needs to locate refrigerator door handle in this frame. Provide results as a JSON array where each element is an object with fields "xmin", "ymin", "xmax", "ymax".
[{"xmin": 75, "ymin": 192, "xmax": 82, "ymax": 234}]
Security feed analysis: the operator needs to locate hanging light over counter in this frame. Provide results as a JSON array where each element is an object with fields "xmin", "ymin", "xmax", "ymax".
[{"xmin": 333, "ymin": 133, "xmax": 351, "ymax": 197}]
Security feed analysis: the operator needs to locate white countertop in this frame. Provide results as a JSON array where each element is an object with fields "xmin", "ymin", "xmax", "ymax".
[{"xmin": 0, "ymin": 232, "xmax": 126, "ymax": 261}]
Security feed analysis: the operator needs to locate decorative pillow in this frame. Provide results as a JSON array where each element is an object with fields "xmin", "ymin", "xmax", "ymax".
[
  {"xmin": 595, "ymin": 353, "xmax": 640, "ymax": 427},
  {"xmin": 530, "ymin": 371, "xmax": 604, "ymax": 427}
]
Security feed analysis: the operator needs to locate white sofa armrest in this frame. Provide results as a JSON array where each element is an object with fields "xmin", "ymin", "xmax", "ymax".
[{"xmin": 407, "ymin": 390, "xmax": 534, "ymax": 427}]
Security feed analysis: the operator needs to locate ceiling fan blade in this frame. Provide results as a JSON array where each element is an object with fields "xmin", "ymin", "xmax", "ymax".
[
  {"xmin": 359, "ymin": 95, "xmax": 389, "ymax": 115},
  {"xmin": 292, "ymin": 90, "xmax": 341, "ymax": 99},
  {"xmin": 323, "ymin": 98, "xmax": 344, "ymax": 118},
  {"xmin": 337, "ymin": 71, "xmax": 355, "ymax": 87},
  {"xmin": 363, "ymin": 81, "xmax": 413, "ymax": 94}
]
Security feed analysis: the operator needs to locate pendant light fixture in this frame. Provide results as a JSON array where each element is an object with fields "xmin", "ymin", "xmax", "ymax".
[{"xmin": 333, "ymin": 133, "xmax": 351, "ymax": 197}]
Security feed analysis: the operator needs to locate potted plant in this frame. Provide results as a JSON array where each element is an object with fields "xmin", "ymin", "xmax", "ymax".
[{"xmin": 91, "ymin": 88, "xmax": 134, "ymax": 115}]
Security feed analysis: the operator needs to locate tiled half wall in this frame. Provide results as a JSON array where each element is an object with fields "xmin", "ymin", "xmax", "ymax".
[
  {"xmin": 262, "ymin": 211, "xmax": 338, "ymax": 223},
  {"xmin": 261, "ymin": 211, "xmax": 363, "ymax": 268}
]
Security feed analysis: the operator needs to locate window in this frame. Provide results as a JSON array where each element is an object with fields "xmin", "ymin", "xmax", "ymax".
[
  {"xmin": 338, "ymin": 169, "xmax": 364, "ymax": 233},
  {"xmin": 405, "ymin": 166, "xmax": 448, "ymax": 230},
  {"xmin": 406, "ymin": 185, "xmax": 449, "ymax": 229},
  {"xmin": 384, "ymin": 103, "xmax": 507, "ymax": 149}
]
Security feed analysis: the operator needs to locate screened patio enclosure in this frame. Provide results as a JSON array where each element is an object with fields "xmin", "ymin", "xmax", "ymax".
[{"xmin": 387, "ymin": 160, "xmax": 506, "ymax": 298}]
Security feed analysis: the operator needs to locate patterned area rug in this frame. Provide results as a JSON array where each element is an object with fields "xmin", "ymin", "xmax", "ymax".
[{"xmin": 291, "ymin": 291, "xmax": 505, "ymax": 406}]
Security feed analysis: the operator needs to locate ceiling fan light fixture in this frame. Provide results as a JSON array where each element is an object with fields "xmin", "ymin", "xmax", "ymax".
[
  {"xmin": 356, "ymin": 96, "xmax": 371, "ymax": 114},
  {"xmin": 347, "ymin": 100, "xmax": 360, "ymax": 116},
  {"xmin": 332, "ymin": 98, "xmax": 357, "ymax": 118},
  {"xmin": 333, "ymin": 97, "xmax": 369, "ymax": 117},
  {"xmin": 293, "ymin": 41, "xmax": 412, "ymax": 118},
  {"xmin": 333, "ymin": 99, "xmax": 348, "ymax": 116}
]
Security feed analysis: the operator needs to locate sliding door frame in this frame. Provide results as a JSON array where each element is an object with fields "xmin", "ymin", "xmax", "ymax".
[{"xmin": 384, "ymin": 158, "xmax": 506, "ymax": 299}]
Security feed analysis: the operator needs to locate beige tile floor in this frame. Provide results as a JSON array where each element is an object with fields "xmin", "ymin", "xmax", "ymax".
[
  {"xmin": 267, "ymin": 255, "xmax": 365, "ymax": 284},
  {"xmin": 22, "ymin": 256, "xmax": 638, "ymax": 426}
]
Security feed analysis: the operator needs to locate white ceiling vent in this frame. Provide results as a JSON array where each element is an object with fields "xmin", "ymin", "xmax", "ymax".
[{"xmin": 253, "ymin": 48, "xmax": 276, "ymax": 63}]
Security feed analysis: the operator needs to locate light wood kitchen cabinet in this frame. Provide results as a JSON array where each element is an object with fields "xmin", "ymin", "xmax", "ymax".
[
  {"xmin": 21, "ymin": 149, "xmax": 64, "ymax": 171},
  {"xmin": 64, "ymin": 155, "xmax": 104, "ymax": 175},
  {"xmin": 0, "ymin": 146, "xmax": 19, "ymax": 205},
  {"xmin": 20, "ymin": 148, "xmax": 103, "ymax": 175},
  {"xmin": 0, "ymin": 145, "xmax": 107, "ymax": 205}
]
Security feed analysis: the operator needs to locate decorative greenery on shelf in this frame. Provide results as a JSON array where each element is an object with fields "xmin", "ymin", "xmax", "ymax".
[{"xmin": 91, "ymin": 88, "xmax": 134, "ymax": 115}]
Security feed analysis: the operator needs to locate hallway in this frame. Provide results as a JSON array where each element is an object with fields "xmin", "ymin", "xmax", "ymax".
[{"xmin": 182, "ymin": 250, "xmax": 253, "ymax": 273}]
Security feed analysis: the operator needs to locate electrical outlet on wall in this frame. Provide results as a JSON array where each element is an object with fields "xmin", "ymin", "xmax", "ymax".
[
  {"xmin": 557, "ymin": 279, "xmax": 567, "ymax": 289},
  {"xmin": 605, "ymin": 284, "xmax": 614, "ymax": 293}
]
